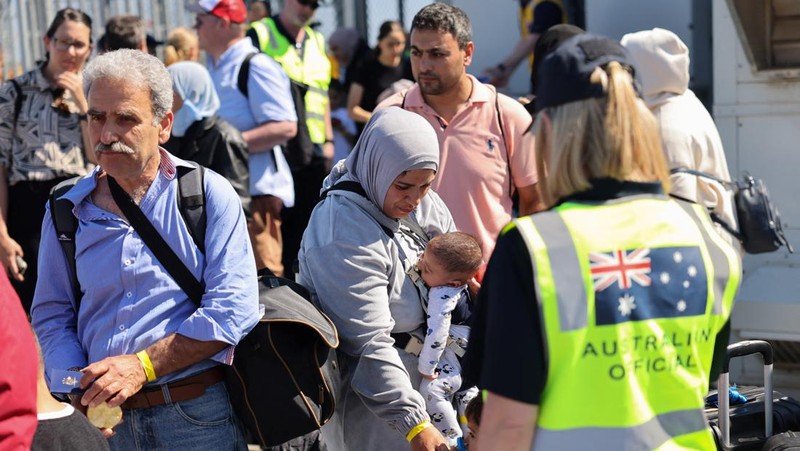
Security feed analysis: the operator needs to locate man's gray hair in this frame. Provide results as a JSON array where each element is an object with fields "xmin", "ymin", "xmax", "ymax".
[
  {"xmin": 411, "ymin": 3, "xmax": 472, "ymax": 49},
  {"xmin": 83, "ymin": 49, "xmax": 173, "ymax": 124}
]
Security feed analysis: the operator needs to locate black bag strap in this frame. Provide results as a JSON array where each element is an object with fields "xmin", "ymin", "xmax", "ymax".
[
  {"xmin": 492, "ymin": 87, "xmax": 513, "ymax": 198},
  {"xmin": 108, "ymin": 176, "xmax": 204, "ymax": 306},
  {"xmin": 51, "ymin": 164, "xmax": 208, "ymax": 309},
  {"xmin": 49, "ymin": 177, "xmax": 83, "ymax": 302},
  {"xmin": 670, "ymin": 167, "xmax": 738, "ymax": 189},
  {"xmin": 237, "ymin": 52, "xmax": 260, "ymax": 98},
  {"xmin": 177, "ymin": 163, "xmax": 206, "ymax": 254}
]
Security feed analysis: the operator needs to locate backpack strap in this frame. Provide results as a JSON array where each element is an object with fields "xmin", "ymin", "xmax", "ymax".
[
  {"xmin": 237, "ymin": 52, "xmax": 260, "ymax": 98},
  {"xmin": 51, "ymin": 163, "xmax": 208, "ymax": 309},
  {"xmin": 492, "ymin": 87, "xmax": 513, "ymax": 198},
  {"xmin": 9, "ymin": 79, "xmax": 23, "ymax": 132},
  {"xmin": 177, "ymin": 162, "xmax": 206, "ymax": 254},
  {"xmin": 49, "ymin": 177, "xmax": 82, "ymax": 304}
]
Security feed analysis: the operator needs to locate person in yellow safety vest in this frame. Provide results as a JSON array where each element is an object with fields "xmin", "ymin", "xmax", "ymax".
[
  {"xmin": 246, "ymin": 0, "xmax": 333, "ymax": 276},
  {"xmin": 464, "ymin": 33, "xmax": 741, "ymax": 451}
]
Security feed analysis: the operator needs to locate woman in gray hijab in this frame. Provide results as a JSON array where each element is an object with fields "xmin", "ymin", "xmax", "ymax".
[{"xmin": 298, "ymin": 107, "xmax": 454, "ymax": 451}]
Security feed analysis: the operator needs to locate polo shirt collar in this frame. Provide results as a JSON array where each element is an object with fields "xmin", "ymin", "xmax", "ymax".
[{"xmin": 404, "ymin": 74, "xmax": 493, "ymax": 109}]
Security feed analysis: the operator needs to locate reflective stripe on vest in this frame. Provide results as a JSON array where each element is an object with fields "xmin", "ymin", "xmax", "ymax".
[
  {"xmin": 511, "ymin": 194, "xmax": 740, "ymax": 450},
  {"xmin": 250, "ymin": 18, "xmax": 331, "ymax": 144}
]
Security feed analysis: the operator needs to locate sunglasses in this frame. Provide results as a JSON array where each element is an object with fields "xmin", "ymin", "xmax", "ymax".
[{"xmin": 297, "ymin": 0, "xmax": 320, "ymax": 9}]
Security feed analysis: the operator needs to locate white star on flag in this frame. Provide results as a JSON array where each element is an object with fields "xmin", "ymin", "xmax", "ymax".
[{"xmin": 618, "ymin": 293, "xmax": 637, "ymax": 316}]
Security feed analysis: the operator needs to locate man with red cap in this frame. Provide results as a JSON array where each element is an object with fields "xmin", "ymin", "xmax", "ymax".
[{"xmin": 189, "ymin": 0, "xmax": 298, "ymax": 277}]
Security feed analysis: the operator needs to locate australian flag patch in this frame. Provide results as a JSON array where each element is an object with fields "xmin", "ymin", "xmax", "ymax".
[{"xmin": 589, "ymin": 246, "xmax": 708, "ymax": 326}]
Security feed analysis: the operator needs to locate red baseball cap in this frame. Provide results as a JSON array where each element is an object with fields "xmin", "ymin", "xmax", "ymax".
[{"xmin": 187, "ymin": 0, "xmax": 247, "ymax": 24}]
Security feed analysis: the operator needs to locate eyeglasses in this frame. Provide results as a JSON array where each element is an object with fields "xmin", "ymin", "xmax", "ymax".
[
  {"xmin": 297, "ymin": 0, "xmax": 320, "ymax": 10},
  {"xmin": 51, "ymin": 37, "xmax": 89, "ymax": 52}
]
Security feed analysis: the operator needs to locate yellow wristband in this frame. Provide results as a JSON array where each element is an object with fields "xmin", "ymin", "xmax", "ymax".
[
  {"xmin": 136, "ymin": 350, "xmax": 157, "ymax": 382},
  {"xmin": 406, "ymin": 420, "xmax": 431, "ymax": 442}
]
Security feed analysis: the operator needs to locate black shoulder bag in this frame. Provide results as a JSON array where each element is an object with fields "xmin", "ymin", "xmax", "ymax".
[
  {"xmin": 106, "ymin": 176, "xmax": 339, "ymax": 447},
  {"xmin": 671, "ymin": 167, "xmax": 793, "ymax": 254}
]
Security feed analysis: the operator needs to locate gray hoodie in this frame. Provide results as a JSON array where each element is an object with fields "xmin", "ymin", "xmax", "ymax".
[
  {"xmin": 298, "ymin": 107, "xmax": 456, "ymax": 450},
  {"xmin": 622, "ymin": 28, "xmax": 738, "ymax": 249}
]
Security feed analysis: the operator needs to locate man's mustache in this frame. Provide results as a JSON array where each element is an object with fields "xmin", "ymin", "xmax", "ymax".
[{"xmin": 95, "ymin": 142, "xmax": 135, "ymax": 155}]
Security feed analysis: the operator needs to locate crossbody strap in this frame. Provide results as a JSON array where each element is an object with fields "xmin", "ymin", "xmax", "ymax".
[
  {"xmin": 107, "ymin": 176, "xmax": 204, "ymax": 306},
  {"xmin": 670, "ymin": 167, "xmax": 737, "ymax": 189}
]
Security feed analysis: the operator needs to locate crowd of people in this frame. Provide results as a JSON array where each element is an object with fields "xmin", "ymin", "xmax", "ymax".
[{"xmin": 0, "ymin": 0, "xmax": 744, "ymax": 450}]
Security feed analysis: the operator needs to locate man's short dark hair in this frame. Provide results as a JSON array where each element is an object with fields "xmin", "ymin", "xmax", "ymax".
[
  {"xmin": 410, "ymin": 3, "xmax": 472, "ymax": 49},
  {"xmin": 103, "ymin": 15, "xmax": 146, "ymax": 52}
]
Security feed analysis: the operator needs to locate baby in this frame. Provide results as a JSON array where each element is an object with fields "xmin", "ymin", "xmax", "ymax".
[{"xmin": 415, "ymin": 231, "xmax": 482, "ymax": 444}]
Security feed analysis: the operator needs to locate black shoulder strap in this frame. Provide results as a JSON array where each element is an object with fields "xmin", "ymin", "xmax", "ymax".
[
  {"xmin": 177, "ymin": 162, "xmax": 206, "ymax": 254},
  {"xmin": 49, "ymin": 177, "xmax": 82, "ymax": 304},
  {"xmin": 9, "ymin": 79, "xmax": 23, "ymax": 131},
  {"xmin": 670, "ymin": 167, "xmax": 736, "ymax": 189},
  {"xmin": 322, "ymin": 181, "xmax": 394, "ymax": 237},
  {"xmin": 108, "ymin": 176, "xmax": 204, "ymax": 306},
  {"xmin": 237, "ymin": 52, "xmax": 260, "ymax": 98},
  {"xmin": 493, "ymin": 88, "xmax": 513, "ymax": 197}
]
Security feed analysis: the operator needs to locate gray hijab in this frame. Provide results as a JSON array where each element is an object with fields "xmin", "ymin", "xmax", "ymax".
[{"xmin": 344, "ymin": 107, "xmax": 439, "ymax": 210}]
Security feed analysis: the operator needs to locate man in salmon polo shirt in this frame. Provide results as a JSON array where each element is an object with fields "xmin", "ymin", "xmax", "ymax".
[{"xmin": 379, "ymin": 3, "xmax": 545, "ymax": 259}]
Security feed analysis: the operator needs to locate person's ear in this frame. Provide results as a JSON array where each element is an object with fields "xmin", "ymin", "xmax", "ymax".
[
  {"xmin": 463, "ymin": 41, "xmax": 474, "ymax": 67},
  {"xmin": 158, "ymin": 111, "xmax": 174, "ymax": 143}
]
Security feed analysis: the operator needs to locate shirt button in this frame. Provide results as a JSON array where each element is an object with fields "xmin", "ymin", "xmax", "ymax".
[
  {"xmin": 126, "ymin": 292, "xmax": 132, "ymax": 298},
  {"xmin": 124, "ymin": 259, "xmax": 132, "ymax": 266},
  {"xmin": 119, "ymin": 325, "xmax": 125, "ymax": 331}
]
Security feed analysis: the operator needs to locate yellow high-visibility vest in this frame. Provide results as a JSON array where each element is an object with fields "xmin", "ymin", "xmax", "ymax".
[
  {"xmin": 510, "ymin": 194, "xmax": 740, "ymax": 450},
  {"xmin": 250, "ymin": 18, "xmax": 331, "ymax": 144}
]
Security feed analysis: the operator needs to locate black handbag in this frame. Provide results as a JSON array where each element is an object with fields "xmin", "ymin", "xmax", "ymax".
[{"xmin": 671, "ymin": 168, "xmax": 793, "ymax": 254}]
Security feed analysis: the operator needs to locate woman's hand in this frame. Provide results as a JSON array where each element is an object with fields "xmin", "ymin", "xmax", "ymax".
[
  {"xmin": 410, "ymin": 425, "xmax": 450, "ymax": 451},
  {"xmin": 55, "ymin": 71, "xmax": 88, "ymax": 113}
]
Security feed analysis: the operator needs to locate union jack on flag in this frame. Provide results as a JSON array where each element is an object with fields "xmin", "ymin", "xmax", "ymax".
[{"xmin": 590, "ymin": 248, "xmax": 652, "ymax": 292}]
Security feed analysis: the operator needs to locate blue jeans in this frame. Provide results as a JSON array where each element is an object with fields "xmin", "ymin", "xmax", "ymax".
[{"xmin": 109, "ymin": 381, "xmax": 246, "ymax": 451}]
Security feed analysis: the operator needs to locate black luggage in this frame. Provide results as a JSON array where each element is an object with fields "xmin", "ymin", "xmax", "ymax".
[
  {"xmin": 762, "ymin": 431, "xmax": 800, "ymax": 451},
  {"xmin": 706, "ymin": 341, "xmax": 800, "ymax": 450}
]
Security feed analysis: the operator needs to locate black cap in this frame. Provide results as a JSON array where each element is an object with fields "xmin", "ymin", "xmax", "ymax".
[{"xmin": 534, "ymin": 33, "xmax": 633, "ymax": 113}]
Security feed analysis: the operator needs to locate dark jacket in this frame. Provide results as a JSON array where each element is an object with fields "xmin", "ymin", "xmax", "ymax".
[{"xmin": 164, "ymin": 115, "xmax": 251, "ymax": 217}]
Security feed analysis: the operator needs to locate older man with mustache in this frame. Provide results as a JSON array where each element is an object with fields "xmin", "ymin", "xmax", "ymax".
[{"xmin": 31, "ymin": 49, "xmax": 259, "ymax": 450}]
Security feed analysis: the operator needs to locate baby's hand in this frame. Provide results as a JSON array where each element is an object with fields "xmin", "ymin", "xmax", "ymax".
[{"xmin": 419, "ymin": 371, "xmax": 439, "ymax": 381}]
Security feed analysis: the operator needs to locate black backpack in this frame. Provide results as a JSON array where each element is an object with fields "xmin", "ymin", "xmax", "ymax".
[
  {"xmin": 49, "ymin": 163, "xmax": 340, "ymax": 447},
  {"xmin": 238, "ymin": 52, "xmax": 315, "ymax": 171}
]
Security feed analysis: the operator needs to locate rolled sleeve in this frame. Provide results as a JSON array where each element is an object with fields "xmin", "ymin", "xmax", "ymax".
[{"xmin": 175, "ymin": 171, "xmax": 259, "ymax": 360}]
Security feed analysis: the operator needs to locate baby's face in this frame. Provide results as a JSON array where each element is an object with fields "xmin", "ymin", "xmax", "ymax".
[
  {"xmin": 417, "ymin": 251, "xmax": 469, "ymax": 288},
  {"xmin": 466, "ymin": 418, "xmax": 479, "ymax": 449}
]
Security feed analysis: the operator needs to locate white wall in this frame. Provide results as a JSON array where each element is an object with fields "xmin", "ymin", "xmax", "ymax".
[{"xmin": 456, "ymin": 0, "xmax": 530, "ymax": 96}]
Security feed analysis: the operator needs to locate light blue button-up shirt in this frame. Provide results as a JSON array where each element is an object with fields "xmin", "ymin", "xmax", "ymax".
[
  {"xmin": 208, "ymin": 37, "xmax": 297, "ymax": 205},
  {"xmin": 31, "ymin": 150, "xmax": 259, "ymax": 385}
]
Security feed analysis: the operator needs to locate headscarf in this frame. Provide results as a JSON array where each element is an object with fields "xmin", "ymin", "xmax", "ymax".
[
  {"xmin": 343, "ymin": 107, "xmax": 439, "ymax": 210},
  {"xmin": 167, "ymin": 61, "xmax": 220, "ymax": 137}
]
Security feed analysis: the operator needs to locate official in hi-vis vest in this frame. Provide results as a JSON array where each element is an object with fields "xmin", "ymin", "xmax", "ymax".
[{"xmin": 464, "ymin": 34, "xmax": 741, "ymax": 451}]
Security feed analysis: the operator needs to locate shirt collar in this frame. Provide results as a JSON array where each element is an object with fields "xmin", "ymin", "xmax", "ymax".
[
  {"xmin": 211, "ymin": 38, "xmax": 255, "ymax": 69},
  {"xmin": 556, "ymin": 178, "xmax": 665, "ymax": 205},
  {"xmin": 33, "ymin": 64, "xmax": 54, "ymax": 92},
  {"xmin": 61, "ymin": 148, "xmax": 185, "ymax": 205},
  {"xmin": 403, "ymin": 74, "xmax": 492, "ymax": 109}
]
